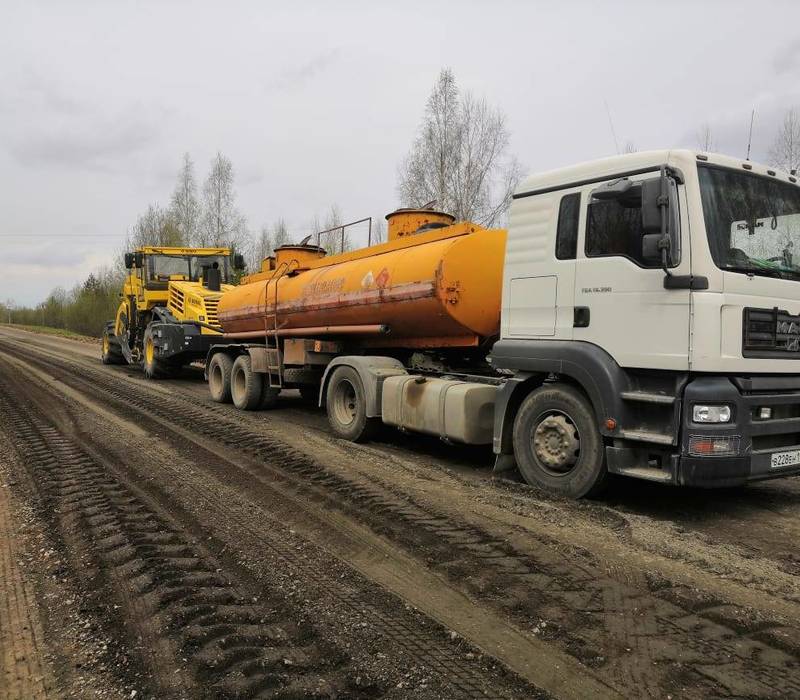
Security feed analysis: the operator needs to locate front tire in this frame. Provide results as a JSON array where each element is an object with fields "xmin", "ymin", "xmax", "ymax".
[
  {"xmin": 142, "ymin": 325, "xmax": 179, "ymax": 379},
  {"xmin": 231, "ymin": 355, "xmax": 263, "ymax": 410},
  {"xmin": 512, "ymin": 383, "xmax": 607, "ymax": 498},
  {"xmin": 325, "ymin": 366, "xmax": 379, "ymax": 442},
  {"xmin": 101, "ymin": 324, "xmax": 125, "ymax": 365}
]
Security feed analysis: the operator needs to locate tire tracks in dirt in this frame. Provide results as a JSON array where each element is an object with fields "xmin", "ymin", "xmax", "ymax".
[{"xmin": 2, "ymin": 335, "xmax": 799, "ymax": 697}]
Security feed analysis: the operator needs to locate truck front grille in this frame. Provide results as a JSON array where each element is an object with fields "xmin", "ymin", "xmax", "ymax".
[{"xmin": 743, "ymin": 307, "xmax": 800, "ymax": 358}]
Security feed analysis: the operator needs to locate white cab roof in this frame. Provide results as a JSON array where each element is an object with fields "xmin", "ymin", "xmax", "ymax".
[{"xmin": 514, "ymin": 149, "xmax": 799, "ymax": 196}]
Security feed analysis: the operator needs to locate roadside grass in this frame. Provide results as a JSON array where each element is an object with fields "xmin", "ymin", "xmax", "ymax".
[{"xmin": 0, "ymin": 323, "xmax": 100, "ymax": 343}]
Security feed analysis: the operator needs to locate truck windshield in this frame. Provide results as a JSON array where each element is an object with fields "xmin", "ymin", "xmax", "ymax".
[
  {"xmin": 149, "ymin": 255, "xmax": 229, "ymax": 283},
  {"xmin": 699, "ymin": 165, "xmax": 800, "ymax": 281}
]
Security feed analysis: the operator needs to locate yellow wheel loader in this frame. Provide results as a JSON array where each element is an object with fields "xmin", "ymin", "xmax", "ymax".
[{"xmin": 102, "ymin": 247, "xmax": 244, "ymax": 378}]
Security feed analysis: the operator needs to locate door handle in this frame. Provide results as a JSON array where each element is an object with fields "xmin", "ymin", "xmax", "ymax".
[{"xmin": 574, "ymin": 307, "xmax": 590, "ymax": 328}]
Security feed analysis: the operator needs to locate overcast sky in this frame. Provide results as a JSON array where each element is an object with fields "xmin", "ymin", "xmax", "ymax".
[{"xmin": 2, "ymin": 0, "xmax": 799, "ymax": 305}]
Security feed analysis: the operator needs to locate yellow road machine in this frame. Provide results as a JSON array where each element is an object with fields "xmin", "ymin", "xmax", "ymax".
[{"xmin": 102, "ymin": 247, "xmax": 244, "ymax": 378}]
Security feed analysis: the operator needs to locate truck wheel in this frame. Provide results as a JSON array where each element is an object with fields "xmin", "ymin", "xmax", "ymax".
[
  {"xmin": 326, "ymin": 366, "xmax": 379, "ymax": 442},
  {"xmin": 101, "ymin": 323, "xmax": 125, "ymax": 365},
  {"xmin": 142, "ymin": 326, "xmax": 179, "ymax": 379},
  {"xmin": 208, "ymin": 353, "xmax": 234, "ymax": 403},
  {"xmin": 231, "ymin": 355, "xmax": 263, "ymax": 410},
  {"xmin": 512, "ymin": 383, "xmax": 607, "ymax": 498}
]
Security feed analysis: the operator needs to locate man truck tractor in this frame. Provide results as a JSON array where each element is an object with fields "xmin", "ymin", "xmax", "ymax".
[
  {"xmin": 202, "ymin": 149, "xmax": 800, "ymax": 498},
  {"xmin": 102, "ymin": 246, "xmax": 244, "ymax": 378}
]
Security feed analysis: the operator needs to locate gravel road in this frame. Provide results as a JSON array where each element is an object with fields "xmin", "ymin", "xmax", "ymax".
[{"xmin": 1, "ymin": 325, "xmax": 799, "ymax": 699}]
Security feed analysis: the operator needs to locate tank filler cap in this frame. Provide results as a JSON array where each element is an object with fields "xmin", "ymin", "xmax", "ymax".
[{"xmin": 385, "ymin": 208, "xmax": 455, "ymax": 241}]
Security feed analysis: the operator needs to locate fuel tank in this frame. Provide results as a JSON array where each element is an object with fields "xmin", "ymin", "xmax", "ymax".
[{"xmin": 218, "ymin": 212, "xmax": 507, "ymax": 349}]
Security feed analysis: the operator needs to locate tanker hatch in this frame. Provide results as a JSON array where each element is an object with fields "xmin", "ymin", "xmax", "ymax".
[
  {"xmin": 385, "ymin": 208, "xmax": 455, "ymax": 241},
  {"xmin": 274, "ymin": 243, "xmax": 326, "ymax": 272}
]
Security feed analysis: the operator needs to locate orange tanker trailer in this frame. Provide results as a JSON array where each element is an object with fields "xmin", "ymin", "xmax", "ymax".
[
  {"xmin": 217, "ymin": 209, "xmax": 506, "ymax": 349},
  {"xmin": 206, "ymin": 208, "xmax": 507, "ymax": 444}
]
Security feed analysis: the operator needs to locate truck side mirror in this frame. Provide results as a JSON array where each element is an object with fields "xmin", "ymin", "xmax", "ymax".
[
  {"xmin": 124, "ymin": 253, "xmax": 134, "ymax": 269},
  {"xmin": 641, "ymin": 233, "xmax": 663, "ymax": 264},
  {"xmin": 134, "ymin": 252, "xmax": 144, "ymax": 268},
  {"xmin": 233, "ymin": 253, "xmax": 245, "ymax": 270},
  {"xmin": 641, "ymin": 177, "xmax": 664, "ymax": 234}
]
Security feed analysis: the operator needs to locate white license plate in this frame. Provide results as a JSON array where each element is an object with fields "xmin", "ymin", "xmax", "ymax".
[{"xmin": 771, "ymin": 449, "xmax": 800, "ymax": 469}]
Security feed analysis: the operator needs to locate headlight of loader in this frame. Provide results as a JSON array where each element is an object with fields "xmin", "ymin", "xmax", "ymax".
[{"xmin": 692, "ymin": 404, "xmax": 732, "ymax": 423}]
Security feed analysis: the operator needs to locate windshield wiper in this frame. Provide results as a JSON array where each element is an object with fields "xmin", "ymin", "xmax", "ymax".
[{"xmin": 722, "ymin": 264, "xmax": 791, "ymax": 279}]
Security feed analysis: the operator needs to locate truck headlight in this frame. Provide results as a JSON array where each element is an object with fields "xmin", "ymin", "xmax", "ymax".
[{"xmin": 692, "ymin": 405, "xmax": 732, "ymax": 423}]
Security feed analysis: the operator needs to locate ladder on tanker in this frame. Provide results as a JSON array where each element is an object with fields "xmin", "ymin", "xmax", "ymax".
[{"xmin": 264, "ymin": 260, "xmax": 295, "ymax": 390}]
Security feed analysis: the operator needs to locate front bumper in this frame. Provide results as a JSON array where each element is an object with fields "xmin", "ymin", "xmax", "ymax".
[
  {"xmin": 151, "ymin": 323, "xmax": 224, "ymax": 361},
  {"xmin": 677, "ymin": 375, "xmax": 800, "ymax": 487}
]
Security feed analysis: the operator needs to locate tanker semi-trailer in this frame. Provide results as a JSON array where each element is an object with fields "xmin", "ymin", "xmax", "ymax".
[{"xmin": 205, "ymin": 150, "xmax": 800, "ymax": 498}]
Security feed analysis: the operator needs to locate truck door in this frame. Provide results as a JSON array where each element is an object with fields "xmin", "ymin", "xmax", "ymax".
[
  {"xmin": 502, "ymin": 188, "xmax": 582, "ymax": 340},
  {"xmin": 573, "ymin": 174, "xmax": 691, "ymax": 371}
]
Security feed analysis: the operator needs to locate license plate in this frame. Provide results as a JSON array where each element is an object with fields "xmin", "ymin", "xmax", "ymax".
[{"xmin": 771, "ymin": 449, "xmax": 800, "ymax": 469}]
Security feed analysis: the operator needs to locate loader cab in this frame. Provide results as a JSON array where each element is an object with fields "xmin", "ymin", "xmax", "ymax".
[{"xmin": 123, "ymin": 247, "xmax": 241, "ymax": 293}]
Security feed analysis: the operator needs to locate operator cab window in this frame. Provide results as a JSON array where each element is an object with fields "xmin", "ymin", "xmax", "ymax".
[{"xmin": 555, "ymin": 192, "xmax": 581, "ymax": 260}]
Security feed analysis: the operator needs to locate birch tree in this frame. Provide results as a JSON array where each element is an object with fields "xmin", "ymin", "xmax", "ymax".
[
  {"xmin": 200, "ymin": 152, "xmax": 248, "ymax": 249},
  {"xmin": 769, "ymin": 108, "xmax": 800, "ymax": 173},
  {"xmin": 170, "ymin": 153, "xmax": 200, "ymax": 244},
  {"xmin": 130, "ymin": 204, "xmax": 181, "ymax": 246},
  {"xmin": 398, "ymin": 68, "xmax": 522, "ymax": 226},
  {"xmin": 318, "ymin": 204, "xmax": 351, "ymax": 254},
  {"xmin": 250, "ymin": 218, "xmax": 290, "ymax": 270},
  {"xmin": 697, "ymin": 123, "xmax": 714, "ymax": 152}
]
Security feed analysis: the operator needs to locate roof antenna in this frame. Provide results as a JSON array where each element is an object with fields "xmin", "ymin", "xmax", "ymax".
[
  {"xmin": 604, "ymin": 100, "xmax": 620, "ymax": 155},
  {"xmin": 746, "ymin": 108, "xmax": 756, "ymax": 161}
]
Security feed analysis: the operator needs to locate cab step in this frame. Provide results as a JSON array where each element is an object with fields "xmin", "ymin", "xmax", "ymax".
[
  {"xmin": 617, "ymin": 429, "xmax": 675, "ymax": 446},
  {"xmin": 620, "ymin": 391, "xmax": 676, "ymax": 405},
  {"xmin": 615, "ymin": 466, "xmax": 675, "ymax": 483}
]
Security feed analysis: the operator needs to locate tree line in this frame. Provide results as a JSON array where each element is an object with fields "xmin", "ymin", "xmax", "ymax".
[{"xmin": 6, "ymin": 68, "xmax": 800, "ymax": 338}]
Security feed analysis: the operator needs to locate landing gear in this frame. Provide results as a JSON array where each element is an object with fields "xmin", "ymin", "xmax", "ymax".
[{"xmin": 513, "ymin": 384, "xmax": 607, "ymax": 498}]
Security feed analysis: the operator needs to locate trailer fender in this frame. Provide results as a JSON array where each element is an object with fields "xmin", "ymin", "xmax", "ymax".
[{"xmin": 319, "ymin": 356, "xmax": 407, "ymax": 417}]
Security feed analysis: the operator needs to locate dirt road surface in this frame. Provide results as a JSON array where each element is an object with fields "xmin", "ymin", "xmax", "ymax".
[{"xmin": 1, "ymin": 324, "xmax": 799, "ymax": 699}]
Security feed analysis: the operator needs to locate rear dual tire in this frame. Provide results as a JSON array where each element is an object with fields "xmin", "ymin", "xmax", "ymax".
[{"xmin": 230, "ymin": 355, "xmax": 280, "ymax": 410}]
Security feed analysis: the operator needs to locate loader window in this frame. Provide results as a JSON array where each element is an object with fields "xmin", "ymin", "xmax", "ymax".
[{"xmin": 556, "ymin": 193, "xmax": 581, "ymax": 260}]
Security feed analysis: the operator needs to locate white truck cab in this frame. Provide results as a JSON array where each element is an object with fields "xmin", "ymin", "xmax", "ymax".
[{"xmin": 492, "ymin": 149, "xmax": 800, "ymax": 495}]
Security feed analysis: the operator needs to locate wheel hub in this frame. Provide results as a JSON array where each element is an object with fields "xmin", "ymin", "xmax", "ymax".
[{"xmin": 533, "ymin": 414, "xmax": 580, "ymax": 472}]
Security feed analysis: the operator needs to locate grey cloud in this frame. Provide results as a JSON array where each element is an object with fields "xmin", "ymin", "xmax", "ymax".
[
  {"xmin": 9, "ymin": 116, "xmax": 160, "ymax": 172},
  {"xmin": 774, "ymin": 37, "xmax": 800, "ymax": 74},
  {"xmin": 268, "ymin": 48, "xmax": 342, "ymax": 91},
  {"xmin": 6, "ymin": 241, "xmax": 95, "ymax": 267}
]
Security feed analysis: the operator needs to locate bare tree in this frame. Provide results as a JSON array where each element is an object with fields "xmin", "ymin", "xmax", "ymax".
[
  {"xmin": 200, "ymin": 152, "xmax": 248, "ymax": 249},
  {"xmin": 312, "ymin": 204, "xmax": 353, "ymax": 255},
  {"xmin": 249, "ymin": 217, "xmax": 290, "ymax": 270},
  {"xmin": 129, "ymin": 204, "xmax": 181, "ymax": 247},
  {"xmin": 170, "ymin": 153, "xmax": 200, "ymax": 244},
  {"xmin": 769, "ymin": 107, "xmax": 800, "ymax": 173},
  {"xmin": 371, "ymin": 215, "xmax": 386, "ymax": 245},
  {"xmin": 697, "ymin": 123, "xmax": 715, "ymax": 152},
  {"xmin": 398, "ymin": 68, "xmax": 522, "ymax": 226}
]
